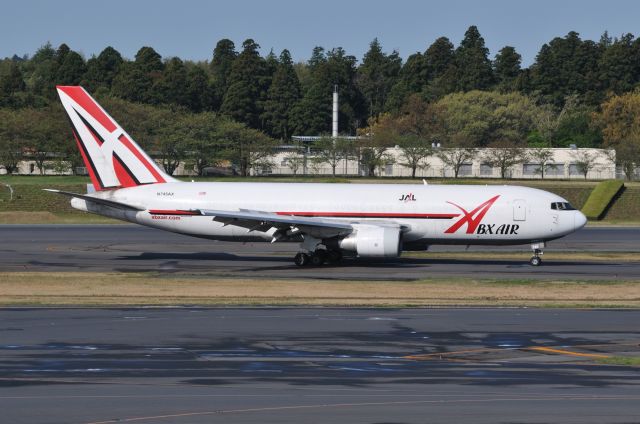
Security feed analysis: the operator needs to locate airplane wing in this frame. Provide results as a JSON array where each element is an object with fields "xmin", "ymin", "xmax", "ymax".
[
  {"xmin": 196, "ymin": 208, "xmax": 354, "ymax": 240},
  {"xmin": 43, "ymin": 189, "xmax": 145, "ymax": 211}
]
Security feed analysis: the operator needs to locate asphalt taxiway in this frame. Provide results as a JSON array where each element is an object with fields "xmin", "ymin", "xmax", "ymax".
[
  {"xmin": 1, "ymin": 224, "xmax": 640, "ymax": 280},
  {"xmin": 1, "ymin": 307, "xmax": 639, "ymax": 424}
]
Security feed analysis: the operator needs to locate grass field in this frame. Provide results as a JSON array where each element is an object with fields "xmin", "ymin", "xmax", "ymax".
[
  {"xmin": 0, "ymin": 175, "xmax": 623, "ymax": 223},
  {"xmin": 0, "ymin": 272, "xmax": 638, "ymax": 307}
]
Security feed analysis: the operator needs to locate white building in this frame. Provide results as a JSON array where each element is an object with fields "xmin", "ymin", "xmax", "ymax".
[
  {"xmin": 263, "ymin": 146, "xmax": 617, "ymax": 180},
  {"xmin": 1, "ymin": 146, "xmax": 617, "ymax": 180}
]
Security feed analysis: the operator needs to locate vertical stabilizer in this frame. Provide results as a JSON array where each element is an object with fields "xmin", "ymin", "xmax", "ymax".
[{"xmin": 57, "ymin": 86, "xmax": 177, "ymax": 191}]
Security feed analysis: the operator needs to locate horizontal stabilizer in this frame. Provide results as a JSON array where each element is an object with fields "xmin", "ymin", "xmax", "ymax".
[{"xmin": 43, "ymin": 189, "xmax": 144, "ymax": 211}]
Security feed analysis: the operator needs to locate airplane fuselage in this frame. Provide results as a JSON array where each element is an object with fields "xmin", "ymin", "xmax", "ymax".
[{"xmin": 72, "ymin": 182, "xmax": 586, "ymax": 248}]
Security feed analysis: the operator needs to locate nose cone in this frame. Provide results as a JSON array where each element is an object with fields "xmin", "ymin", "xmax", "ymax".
[{"xmin": 574, "ymin": 211, "xmax": 587, "ymax": 230}]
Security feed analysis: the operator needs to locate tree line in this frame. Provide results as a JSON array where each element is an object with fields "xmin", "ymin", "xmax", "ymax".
[{"xmin": 1, "ymin": 26, "xmax": 640, "ymax": 178}]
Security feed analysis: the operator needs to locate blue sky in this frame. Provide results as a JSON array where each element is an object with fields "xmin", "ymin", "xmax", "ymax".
[{"xmin": 2, "ymin": 0, "xmax": 639, "ymax": 66}]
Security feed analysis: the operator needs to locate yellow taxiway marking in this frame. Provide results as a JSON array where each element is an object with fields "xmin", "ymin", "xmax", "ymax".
[
  {"xmin": 527, "ymin": 346, "xmax": 609, "ymax": 358},
  {"xmin": 405, "ymin": 344, "xmax": 616, "ymax": 361}
]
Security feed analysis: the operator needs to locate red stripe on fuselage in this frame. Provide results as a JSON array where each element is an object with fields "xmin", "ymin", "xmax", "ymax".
[
  {"xmin": 275, "ymin": 212, "xmax": 459, "ymax": 219},
  {"xmin": 148, "ymin": 210, "xmax": 200, "ymax": 216}
]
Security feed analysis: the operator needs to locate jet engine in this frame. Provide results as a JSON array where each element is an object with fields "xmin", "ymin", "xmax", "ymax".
[{"xmin": 338, "ymin": 224, "xmax": 402, "ymax": 257}]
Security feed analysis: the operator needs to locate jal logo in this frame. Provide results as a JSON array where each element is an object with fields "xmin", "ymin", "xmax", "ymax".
[
  {"xmin": 445, "ymin": 195, "xmax": 500, "ymax": 234},
  {"xmin": 399, "ymin": 193, "xmax": 416, "ymax": 202}
]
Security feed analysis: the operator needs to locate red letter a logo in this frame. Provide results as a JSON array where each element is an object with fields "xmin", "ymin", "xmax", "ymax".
[{"xmin": 444, "ymin": 195, "xmax": 500, "ymax": 234}]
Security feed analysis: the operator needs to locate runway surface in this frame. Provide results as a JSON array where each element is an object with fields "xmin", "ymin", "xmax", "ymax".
[
  {"xmin": 1, "ymin": 307, "xmax": 639, "ymax": 424},
  {"xmin": 2, "ymin": 225, "xmax": 640, "ymax": 280}
]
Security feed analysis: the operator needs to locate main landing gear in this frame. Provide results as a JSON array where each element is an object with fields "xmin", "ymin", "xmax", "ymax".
[
  {"xmin": 529, "ymin": 242, "xmax": 545, "ymax": 266},
  {"xmin": 294, "ymin": 250, "xmax": 343, "ymax": 266},
  {"xmin": 293, "ymin": 235, "xmax": 343, "ymax": 266}
]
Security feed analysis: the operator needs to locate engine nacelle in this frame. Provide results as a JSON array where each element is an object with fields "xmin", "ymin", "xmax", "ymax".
[{"xmin": 339, "ymin": 224, "xmax": 402, "ymax": 257}]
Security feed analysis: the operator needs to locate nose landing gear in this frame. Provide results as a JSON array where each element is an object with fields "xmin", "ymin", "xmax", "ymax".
[{"xmin": 530, "ymin": 242, "xmax": 545, "ymax": 266}]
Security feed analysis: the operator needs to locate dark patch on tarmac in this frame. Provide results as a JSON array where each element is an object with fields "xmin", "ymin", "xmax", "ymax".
[{"xmin": 0, "ymin": 308, "xmax": 639, "ymax": 423}]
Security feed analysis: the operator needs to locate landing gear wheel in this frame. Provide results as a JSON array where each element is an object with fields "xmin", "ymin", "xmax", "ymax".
[
  {"xmin": 294, "ymin": 252, "xmax": 310, "ymax": 266},
  {"xmin": 530, "ymin": 256, "xmax": 542, "ymax": 266},
  {"xmin": 326, "ymin": 250, "xmax": 343, "ymax": 264},
  {"xmin": 310, "ymin": 250, "xmax": 327, "ymax": 266}
]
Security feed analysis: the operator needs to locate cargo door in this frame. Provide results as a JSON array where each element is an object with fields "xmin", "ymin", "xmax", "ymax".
[{"xmin": 513, "ymin": 199, "xmax": 526, "ymax": 221}]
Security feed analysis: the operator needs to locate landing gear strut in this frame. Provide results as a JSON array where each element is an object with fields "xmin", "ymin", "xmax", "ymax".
[
  {"xmin": 294, "ymin": 252, "xmax": 310, "ymax": 266},
  {"xmin": 529, "ymin": 242, "xmax": 545, "ymax": 266}
]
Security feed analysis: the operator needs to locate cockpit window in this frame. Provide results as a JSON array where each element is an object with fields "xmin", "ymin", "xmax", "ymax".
[{"xmin": 550, "ymin": 202, "xmax": 576, "ymax": 211}]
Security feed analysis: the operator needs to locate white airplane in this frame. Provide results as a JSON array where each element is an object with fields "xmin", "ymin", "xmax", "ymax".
[{"xmin": 47, "ymin": 86, "xmax": 587, "ymax": 267}]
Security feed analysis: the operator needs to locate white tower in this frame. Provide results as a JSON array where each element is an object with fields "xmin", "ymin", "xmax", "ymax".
[{"xmin": 332, "ymin": 85, "xmax": 338, "ymax": 138}]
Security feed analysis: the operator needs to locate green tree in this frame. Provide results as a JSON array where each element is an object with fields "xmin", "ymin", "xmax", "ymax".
[
  {"xmin": 0, "ymin": 61, "xmax": 26, "ymax": 107},
  {"xmin": 571, "ymin": 149, "xmax": 599, "ymax": 179},
  {"xmin": 111, "ymin": 61, "xmax": 153, "ymax": 103},
  {"xmin": 210, "ymin": 39, "xmax": 237, "ymax": 110},
  {"xmin": 598, "ymin": 33, "xmax": 638, "ymax": 95},
  {"xmin": 422, "ymin": 36, "xmax": 457, "ymax": 99},
  {"xmin": 135, "ymin": 46, "xmax": 163, "ymax": 74},
  {"xmin": 434, "ymin": 90, "xmax": 542, "ymax": 146},
  {"xmin": 112, "ymin": 47, "xmax": 164, "ymax": 102},
  {"xmin": 289, "ymin": 83, "xmax": 331, "ymax": 136},
  {"xmin": 314, "ymin": 136, "xmax": 352, "ymax": 176},
  {"xmin": 0, "ymin": 109, "xmax": 25, "ymax": 174},
  {"xmin": 397, "ymin": 135, "xmax": 432, "ymax": 178},
  {"xmin": 170, "ymin": 112, "xmax": 222, "ymax": 176},
  {"xmin": 493, "ymin": 46, "xmax": 521, "ymax": 91},
  {"xmin": 20, "ymin": 107, "xmax": 65, "ymax": 174},
  {"xmin": 614, "ymin": 131, "xmax": 640, "ymax": 180},
  {"xmin": 357, "ymin": 38, "xmax": 402, "ymax": 118},
  {"xmin": 185, "ymin": 65, "xmax": 211, "ymax": 112},
  {"xmin": 437, "ymin": 143, "xmax": 477, "ymax": 178},
  {"xmin": 221, "ymin": 39, "xmax": 266, "ymax": 128},
  {"xmin": 261, "ymin": 49, "xmax": 302, "ymax": 139},
  {"xmin": 82, "ymin": 46, "xmax": 124, "ymax": 92},
  {"xmin": 356, "ymin": 114, "xmax": 395, "ymax": 176},
  {"xmin": 55, "ymin": 50, "xmax": 86, "ymax": 85},
  {"xmin": 455, "ymin": 26, "xmax": 494, "ymax": 91},
  {"xmin": 29, "ymin": 42, "xmax": 59, "ymax": 98},
  {"xmin": 529, "ymin": 32, "xmax": 602, "ymax": 106},
  {"xmin": 592, "ymin": 91, "xmax": 640, "ymax": 147},
  {"xmin": 529, "ymin": 147, "xmax": 555, "ymax": 179},
  {"xmin": 217, "ymin": 119, "xmax": 276, "ymax": 176},
  {"xmin": 291, "ymin": 47, "xmax": 365, "ymax": 135},
  {"xmin": 152, "ymin": 57, "xmax": 188, "ymax": 106},
  {"xmin": 481, "ymin": 140, "xmax": 527, "ymax": 178},
  {"xmin": 282, "ymin": 146, "xmax": 306, "ymax": 176},
  {"xmin": 384, "ymin": 53, "xmax": 424, "ymax": 111}
]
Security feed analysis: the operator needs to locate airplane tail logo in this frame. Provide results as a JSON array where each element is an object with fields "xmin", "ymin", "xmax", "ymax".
[
  {"xmin": 445, "ymin": 195, "xmax": 500, "ymax": 234},
  {"xmin": 57, "ymin": 86, "xmax": 177, "ymax": 191}
]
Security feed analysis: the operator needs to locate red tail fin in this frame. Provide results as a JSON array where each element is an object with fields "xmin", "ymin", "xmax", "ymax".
[{"xmin": 57, "ymin": 86, "xmax": 177, "ymax": 190}]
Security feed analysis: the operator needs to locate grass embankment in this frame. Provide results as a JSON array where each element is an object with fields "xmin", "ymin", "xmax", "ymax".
[
  {"xmin": 0, "ymin": 176, "xmax": 117, "ymax": 223},
  {"xmin": 581, "ymin": 180, "xmax": 625, "ymax": 220},
  {"xmin": 0, "ymin": 175, "xmax": 610, "ymax": 223},
  {"xmin": 1, "ymin": 272, "xmax": 639, "ymax": 307}
]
